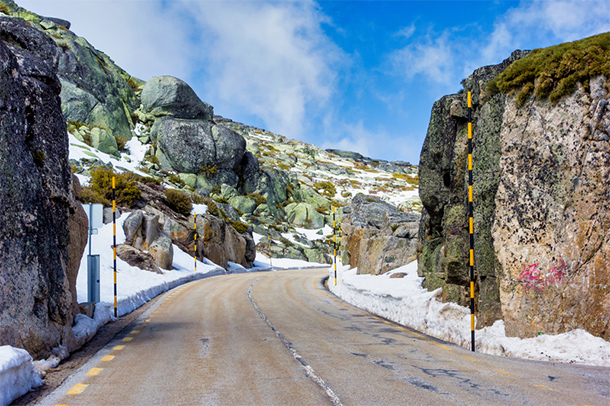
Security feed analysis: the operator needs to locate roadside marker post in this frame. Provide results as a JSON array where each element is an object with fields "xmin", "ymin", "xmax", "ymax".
[
  {"xmin": 194, "ymin": 213, "xmax": 197, "ymax": 272},
  {"xmin": 467, "ymin": 91, "xmax": 476, "ymax": 352},
  {"xmin": 333, "ymin": 206, "xmax": 337, "ymax": 286},
  {"xmin": 112, "ymin": 176, "xmax": 117, "ymax": 319},
  {"xmin": 268, "ymin": 235, "xmax": 272, "ymax": 268}
]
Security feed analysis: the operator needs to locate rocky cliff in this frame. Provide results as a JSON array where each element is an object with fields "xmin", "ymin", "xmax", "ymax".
[
  {"xmin": 0, "ymin": 16, "xmax": 86, "ymax": 358},
  {"xmin": 418, "ymin": 33, "xmax": 610, "ymax": 340}
]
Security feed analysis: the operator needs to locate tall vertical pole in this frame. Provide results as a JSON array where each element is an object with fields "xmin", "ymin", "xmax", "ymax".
[
  {"xmin": 268, "ymin": 235, "xmax": 272, "ymax": 268},
  {"xmin": 467, "ymin": 91, "xmax": 475, "ymax": 352},
  {"xmin": 112, "ymin": 176, "xmax": 117, "ymax": 318},
  {"xmin": 194, "ymin": 213, "xmax": 197, "ymax": 272},
  {"xmin": 333, "ymin": 206, "xmax": 337, "ymax": 286}
]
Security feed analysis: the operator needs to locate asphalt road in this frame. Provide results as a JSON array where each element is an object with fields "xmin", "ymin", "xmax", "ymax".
[{"xmin": 38, "ymin": 268, "xmax": 610, "ymax": 406}]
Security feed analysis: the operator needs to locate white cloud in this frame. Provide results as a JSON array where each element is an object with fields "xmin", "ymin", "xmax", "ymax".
[
  {"xmin": 173, "ymin": 0, "xmax": 347, "ymax": 140},
  {"xmin": 482, "ymin": 0, "xmax": 610, "ymax": 64},
  {"xmin": 18, "ymin": 0, "xmax": 194, "ymax": 81},
  {"xmin": 390, "ymin": 30, "xmax": 457, "ymax": 87}
]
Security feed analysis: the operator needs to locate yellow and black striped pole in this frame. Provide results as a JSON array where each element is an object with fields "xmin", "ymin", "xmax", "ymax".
[
  {"xmin": 467, "ymin": 91, "xmax": 475, "ymax": 352},
  {"xmin": 268, "ymin": 235, "xmax": 272, "ymax": 268},
  {"xmin": 194, "ymin": 213, "xmax": 197, "ymax": 272},
  {"xmin": 112, "ymin": 176, "xmax": 117, "ymax": 318},
  {"xmin": 333, "ymin": 206, "xmax": 337, "ymax": 286}
]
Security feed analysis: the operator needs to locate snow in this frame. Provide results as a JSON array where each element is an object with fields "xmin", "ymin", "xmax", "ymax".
[
  {"xmin": 124, "ymin": 136, "xmax": 149, "ymax": 164},
  {"xmin": 295, "ymin": 225, "xmax": 333, "ymax": 240},
  {"xmin": 191, "ymin": 204, "xmax": 208, "ymax": 215},
  {"xmin": 68, "ymin": 134, "xmax": 150, "ymax": 177},
  {"xmin": 75, "ymin": 212, "xmax": 228, "ymax": 326},
  {"xmin": 329, "ymin": 261, "xmax": 610, "ymax": 367},
  {"xmin": 0, "ymin": 346, "xmax": 43, "ymax": 406}
]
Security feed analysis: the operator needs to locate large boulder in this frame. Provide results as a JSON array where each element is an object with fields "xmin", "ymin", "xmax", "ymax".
[
  {"xmin": 123, "ymin": 210, "xmax": 174, "ymax": 270},
  {"xmin": 341, "ymin": 194, "xmax": 420, "ymax": 275},
  {"xmin": 285, "ymin": 202, "xmax": 325, "ymax": 228},
  {"xmin": 141, "ymin": 75, "xmax": 213, "ymax": 120},
  {"xmin": 153, "ymin": 118, "xmax": 246, "ymax": 174},
  {"xmin": 116, "ymin": 244, "xmax": 162, "ymax": 274},
  {"xmin": 196, "ymin": 214, "xmax": 254, "ymax": 268},
  {"xmin": 0, "ymin": 19, "xmax": 79, "ymax": 358}
]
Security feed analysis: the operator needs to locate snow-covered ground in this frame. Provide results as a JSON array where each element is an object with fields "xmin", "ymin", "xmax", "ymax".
[{"xmin": 329, "ymin": 261, "xmax": 610, "ymax": 367}]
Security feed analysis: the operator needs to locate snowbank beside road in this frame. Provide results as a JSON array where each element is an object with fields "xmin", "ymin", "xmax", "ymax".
[
  {"xmin": 0, "ymin": 347, "xmax": 43, "ymax": 406},
  {"xmin": 329, "ymin": 261, "xmax": 610, "ymax": 367}
]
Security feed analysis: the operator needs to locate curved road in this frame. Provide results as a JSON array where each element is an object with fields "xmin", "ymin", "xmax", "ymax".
[{"xmin": 40, "ymin": 268, "xmax": 609, "ymax": 405}]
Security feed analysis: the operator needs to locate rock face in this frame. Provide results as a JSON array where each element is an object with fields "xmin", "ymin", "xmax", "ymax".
[
  {"xmin": 341, "ymin": 194, "xmax": 420, "ymax": 275},
  {"xmin": 0, "ymin": 18, "xmax": 82, "ymax": 358},
  {"xmin": 418, "ymin": 48, "xmax": 610, "ymax": 340}
]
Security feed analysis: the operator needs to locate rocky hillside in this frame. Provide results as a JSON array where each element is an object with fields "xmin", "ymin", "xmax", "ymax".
[
  {"xmin": 418, "ymin": 32, "xmax": 610, "ymax": 340},
  {"xmin": 0, "ymin": 0, "xmax": 422, "ymax": 358}
]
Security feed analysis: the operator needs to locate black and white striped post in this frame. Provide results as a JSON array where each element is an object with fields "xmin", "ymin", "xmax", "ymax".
[
  {"xmin": 112, "ymin": 176, "xmax": 117, "ymax": 318},
  {"xmin": 467, "ymin": 91, "xmax": 475, "ymax": 352}
]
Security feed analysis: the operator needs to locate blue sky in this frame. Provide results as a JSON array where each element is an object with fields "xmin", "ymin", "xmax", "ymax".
[{"xmin": 18, "ymin": 0, "xmax": 610, "ymax": 164}]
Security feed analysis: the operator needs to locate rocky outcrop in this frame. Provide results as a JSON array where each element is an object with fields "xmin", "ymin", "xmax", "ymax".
[
  {"xmin": 116, "ymin": 244, "xmax": 162, "ymax": 274},
  {"xmin": 141, "ymin": 75, "xmax": 213, "ymax": 120},
  {"xmin": 341, "ymin": 194, "xmax": 420, "ymax": 275},
  {"xmin": 418, "ymin": 43, "xmax": 610, "ymax": 340},
  {"xmin": 2, "ymin": 3, "xmax": 140, "ymax": 153},
  {"xmin": 196, "ymin": 214, "xmax": 256, "ymax": 269},
  {"xmin": 0, "ymin": 18, "xmax": 80, "ymax": 358},
  {"xmin": 123, "ymin": 210, "xmax": 174, "ymax": 270}
]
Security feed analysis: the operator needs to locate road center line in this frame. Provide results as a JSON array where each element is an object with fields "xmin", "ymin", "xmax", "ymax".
[{"xmin": 247, "ymin": 276, "xmax": 343, "ymax": 406}]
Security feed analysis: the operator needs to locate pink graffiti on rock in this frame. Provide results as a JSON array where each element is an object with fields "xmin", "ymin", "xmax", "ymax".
[{"xmin": 518, "ymin": 256, "xmax": 566, "ymax": 292}]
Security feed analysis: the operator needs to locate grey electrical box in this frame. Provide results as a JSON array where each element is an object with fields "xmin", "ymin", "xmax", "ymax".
[{"xmin": 87, "ymin": 254, "xmax": 100, "ymax": 303}]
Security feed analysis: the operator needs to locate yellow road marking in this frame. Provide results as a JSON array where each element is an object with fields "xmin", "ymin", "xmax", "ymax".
[
  {"xmin": 55, "ymin": 404, "xmax": 69, "ymax": 406},
  {"xmin": 67, "ymin": 383, "xmax": 88, "ymax": 394},
  {"xmin": 145, "ymin": 319, "xmax": 151, "ymax": 322},
  {"xmin": 130, "ymin": 330, "xmax": 140, "ymax": 334},
  {"xmin": 533, "ymin": 384, "xmax": 555, "ymax": 391},
  {"xmin": 101, "ymin": 355, "xmax": 115, "ymax": 362},
  {"xmin": 494, "ymin": 369, "xmax": 516, "ymax": 376},
  {"xmin": 122, "ymin": 337, "xmax": 133, "ymax": 342},
  {"xmin": 86, "ymin": 367, "xmax": 103, "ymax": 376},
  {"xmin": 113, "ymin": 345, "xmax": 126, "ymax": 351},
  {"xmin": 313, "ymin": 275, "xmax": 455, "ymax": 352}
]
